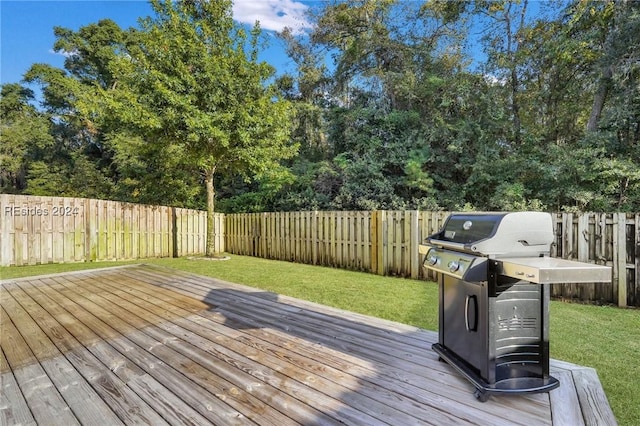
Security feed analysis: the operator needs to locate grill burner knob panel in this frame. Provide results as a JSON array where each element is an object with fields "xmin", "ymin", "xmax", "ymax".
[{"xmin": 421, "ymin": 247, "xmax": 479, "ymax": 280}]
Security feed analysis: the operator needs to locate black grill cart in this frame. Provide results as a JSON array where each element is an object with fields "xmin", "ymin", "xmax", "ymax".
[{"xmin": 419, "ymin": 212, "xmax": 611, "ymax": 401}]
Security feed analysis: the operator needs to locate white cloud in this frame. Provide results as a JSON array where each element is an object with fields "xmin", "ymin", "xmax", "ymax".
[
  {"xmin": 49, "ymin": 48, "xmax": 78, "ymax": 58},
  {"xmin": 484, "ymin": 74, "xmax": 507, "ymax": 86},
  {"xmin": 232, "ymin": 0, "xmax": 312, "ymax": 34}
]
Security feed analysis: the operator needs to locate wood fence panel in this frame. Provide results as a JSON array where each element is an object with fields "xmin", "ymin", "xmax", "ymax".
[
  {"xmin": 416, "ymin": 211, "xmax": 450, "ymax": 280},
  {"xmin": 614, "ymin": 213, "xmax": 627, "ymax": 307},
  {"xmin": 1, "ymin": 195, "xmax": 86, "ymax": 266},
  {"xmin": 550, "ymin": 213, "xmax": 624, "ymax": 305},
  {"xmin": 356, "ymin": 211, "xmax": 371, "ymax": 271},
  {"xmin": 370, "ymin": 211, "xmax": 384, "ymax": 275},
  {"xmin": 263, "ymin": 213, "xmax": 272, "ymax": 258},
  {"xmin": 0, "ymin": 195, "xmax": 219, "ymax": 266},
  {"xmin": 174, "ymin": 208, "xmax": 209, "ymax": 257},
  {"xmin": 223, "ymin": 211, "xmax": 374, "ymax": 272},
  {"xmin": 319, "ymin": 212, "xmax": 330, "ymax": 266},
  {"xmin": 385, "ymin": 211, "xmax": 407, "ymax": 277},
  {"xmin": 223, "ymin": 210, "xmax": 638, "ymax": 307}
]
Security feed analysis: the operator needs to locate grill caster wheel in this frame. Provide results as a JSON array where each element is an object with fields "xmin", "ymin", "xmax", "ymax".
[{"xmin": 474, "ymin": 389, "xmax": 489, "ymax": 402}]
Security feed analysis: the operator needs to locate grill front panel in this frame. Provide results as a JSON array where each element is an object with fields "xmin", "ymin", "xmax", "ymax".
[{"xmin": 493, "ymin": 281, "xmax": 545, "ymax": 382}]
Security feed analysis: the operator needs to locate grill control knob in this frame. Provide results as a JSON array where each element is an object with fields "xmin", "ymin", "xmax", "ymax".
[
  {"xmin": 427, "ymin": 255, "xmax": 438, "ymax": 265},
  {"xmin": 448, "ymin": 260, "xmax": 460, "ymax": 273}
]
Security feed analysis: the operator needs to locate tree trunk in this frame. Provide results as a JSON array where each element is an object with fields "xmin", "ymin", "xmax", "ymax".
[
  {"xmin": 587, "ymin": 0, "xmax": 619, "ymax": 132},
  {"xmin": 586, "ymin": 65, "xmax": 613, "ymax": 132},
  {"xmin": 507, "ymin": 0, "xmax": 527, "ymax": 145},
  {"xmin": 511, "ymin": 65, "xmax": 522, "ymax": 145},
  {"xmin": 204, "ymin": 167, "xmax": 218, "ymax": 257}
]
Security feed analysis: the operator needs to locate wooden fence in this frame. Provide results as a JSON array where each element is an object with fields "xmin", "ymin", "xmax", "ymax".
[
  {"xmin": 550, "ymin": 212, "xmax": 639, "ymax": 308},
  {"xmin": 225, "ymin": 211, "xmax": 639, "ymax": 308},
  {"xmin": 225, "ymin": 211, "xmax": 456, "ymax": 277},
  {"xmin": 0, "ymin": 194, "xmax": 223, "ymax": 266},
  {"xmin": 2, "ymin": 195, "xmax": 638, "ymax": 307}
]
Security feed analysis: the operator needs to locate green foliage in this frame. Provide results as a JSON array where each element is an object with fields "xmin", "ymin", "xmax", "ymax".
[
  {"xmin": 24, "ymin": 154, "xmax": 114, "ymax": 199},
  {"xmin": 103, "ymin": 132, "xmax": 203, "ymax": 208},
  {"xmin": 76, "ymin": 0, "xmax": 296, "ymax": 254},
  {"xmin": 5, "ymin": 0, "xmax": 640, "ymax": 213},
  {"xmin": 217, "ymin": 166, "xmax": 296, "ymax": 213},
  {"xmin": 0, "ymin": 84, "xmax": 54, "ymax": 192},
  {"xmin": 93, "ymin": 0, "xmax": 296, "ymax": 175},
  {"xmin": 326, "ymin": 108, "xmax": 437, "ymax": 209},
  {"xmin": 20, "ymin": 21, "xmax": 131, "ymax": 202},
  {"xmin": 275, "ymin": 0, "xmax": 640, "ymax": 212}
]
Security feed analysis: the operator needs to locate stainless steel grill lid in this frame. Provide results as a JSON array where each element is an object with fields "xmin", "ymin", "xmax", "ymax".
[
  {"xmin": 420, "ymin": 211, "xmax": 612, "ymax": 284},
  {"xmin": 425, "ymin": 212, "xmax": 554, "ymax": 257}
]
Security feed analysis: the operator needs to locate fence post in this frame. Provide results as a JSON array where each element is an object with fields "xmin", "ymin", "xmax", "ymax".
[
  {"xmin": 311, "ymin": 211, "xmax": 318, "ymax": 265},
  {"xmin": 170, "ymin": 207, "xmax": 178, "ymax": 257},
  {"xmin": 84, "ymin": 198, "xmax": 91, "ymax": 262},
  {"xmin": 410, "ymin": 210, "xmax": 420, "ymax": 279},
  {"xmin": 370, "ymin": 210, "xmax": 387, "ymax": 276},
  {"xmin": 615, "ymin": 213, "xmax": 627, "ymax": 307},
  {"xmin": 635, "ymin": 213, "xmax": 640, "ymax": 306},
  {"xmin": 0, "ymin": 194, "xmax": 10, "ymax": 266}
]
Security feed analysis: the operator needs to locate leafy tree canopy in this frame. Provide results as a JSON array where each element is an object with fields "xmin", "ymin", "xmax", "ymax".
[
  {"xmin": 78, "ymin": 0, "xmax": 296, "ymax": 255},
  {"xmin": 2, "ymin": 0, "xmax": 639, "ymax": 214}
]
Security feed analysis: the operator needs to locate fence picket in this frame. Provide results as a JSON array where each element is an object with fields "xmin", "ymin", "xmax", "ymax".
[
  {"xmin": 615, "ymin": 213, "xmax": 628, "ymax": 307},
  {"xmin": 634, "ymin": 214, "xmax": 640, "ymax": 306}
]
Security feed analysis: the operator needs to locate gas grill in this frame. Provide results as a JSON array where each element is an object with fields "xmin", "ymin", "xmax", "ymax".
[{"xmin": 419, "ymin": 212, "xmax": 611, "ymax": 402}]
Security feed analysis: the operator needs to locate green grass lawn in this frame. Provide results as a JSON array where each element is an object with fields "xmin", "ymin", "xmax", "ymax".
[{"xmin": 2, "ymin": 255, "xmax": 638, "ymax": 425}]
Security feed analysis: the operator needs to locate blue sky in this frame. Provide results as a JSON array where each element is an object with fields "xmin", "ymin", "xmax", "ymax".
[
  {"xmin": 1, "ymin": 1, "xmax": 552, "ymax": 90},
  {"xmin": 1, "ymin": 0, "xmax": 313, "ymax": 86}
]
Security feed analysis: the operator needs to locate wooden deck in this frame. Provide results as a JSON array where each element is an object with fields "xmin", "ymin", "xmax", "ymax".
[{"xmin": 1, "ymin": 264, "xmax": 617, "ymax": 425}]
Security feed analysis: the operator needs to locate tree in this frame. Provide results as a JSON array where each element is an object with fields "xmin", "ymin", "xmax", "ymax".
[
  {"xmin": 21, "ymin": 20, "xmax": 134, "ymax": 200},
  {"xmin": 566, "ymin": 0, "xmax": 640, "ymax": 133},
  {"xmin": 81, "ymin": 0, "xmax": 296, "ymax": 256},
  {"xmin": 0, "ymin": 84, "xmax": 53, "ymax": 192}
]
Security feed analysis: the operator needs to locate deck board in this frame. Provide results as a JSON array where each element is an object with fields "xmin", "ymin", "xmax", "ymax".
[
  {"xmin": 0, "ymin": 334, "xmax": 37, "ymax": 426},
  {"xmin": 0, "ymin": 264, "xmax": 617, "ymax": 425}
]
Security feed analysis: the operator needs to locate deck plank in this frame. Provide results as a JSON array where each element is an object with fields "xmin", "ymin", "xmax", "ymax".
[
  {"xmin": 572, "ymin": 368, "xmax": 618, "ymax": 426},
  {"xmin": 62, "ymin": 273, "xmax": 351, "ymax": 426},
  {"xmin": 0, "ymin": 264, "xmax": 617, "ymax": 426},
  {"xmin": 0, "ymin": 306, "xmax": 79, "ymax": 425},
  {"xmin": 125, "ymin": 373, "xmax": 218, "ymax": 426},
  {"xmin": 17, "ymin": 279, "xmax": 147, "ymax": 383},
  {"xmin": 1, "ymin": 288, "xmax": 124, "ymax": 425},
  {"xmin": 549, "ymin": 370, "xmax": 585, "ymax": 426},
  {"xmin": 5, "ymin": 282, "xmax": 169, "ymax": 426},
  {"xmin": 120, "ymin": 265, "xmax": 553, "ymax": 423},
  {"xmin": 0, "ymin": 349, "xmax": 36, "ymax": 426},
  {"xmin": 26, "ymin": 276, "xmax": 251, "ymax": 425},
  {"xmin": 41, "ymin": 274, "xmax": 262, "ymax": 425},
  {"xmin": 47, "ymin": 273, "xmax": 337, "ymax": 426}
]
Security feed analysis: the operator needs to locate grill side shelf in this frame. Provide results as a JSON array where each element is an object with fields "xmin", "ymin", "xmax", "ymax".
[{"xmin": 496, "ymin": 257, "xmax": 612, "ymax": 284}]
